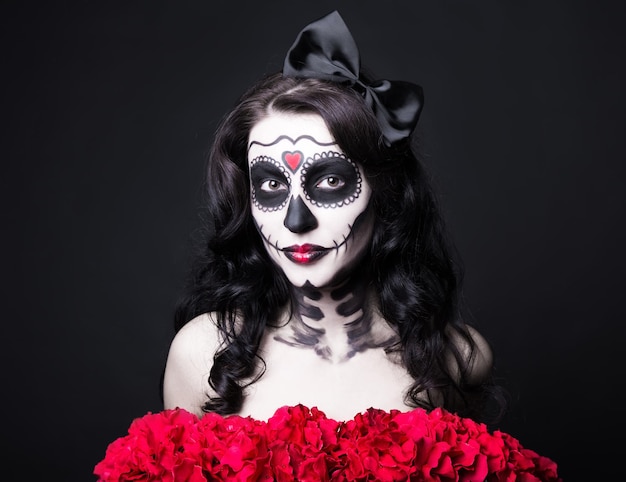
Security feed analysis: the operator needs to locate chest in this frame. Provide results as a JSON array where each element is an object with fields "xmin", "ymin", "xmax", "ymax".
[{"xmin": 238, "ymin": 337, "xmax": 414, "ymax": 421}]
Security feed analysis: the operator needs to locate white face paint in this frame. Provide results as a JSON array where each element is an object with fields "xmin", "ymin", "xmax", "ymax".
[{"xmin": 248, "ymin": 112, "xmax": 374, "ymax": 288}]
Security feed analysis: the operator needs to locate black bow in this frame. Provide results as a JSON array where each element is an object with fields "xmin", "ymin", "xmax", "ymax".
[{"xmin": 283, "ymin": 10, "xmax": 424, "ymax": 146}]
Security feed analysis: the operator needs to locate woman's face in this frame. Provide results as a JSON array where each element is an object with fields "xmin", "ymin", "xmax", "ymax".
[{"xmin": 248, "ymin": 111, "xmax": 374, "ymax": 289}]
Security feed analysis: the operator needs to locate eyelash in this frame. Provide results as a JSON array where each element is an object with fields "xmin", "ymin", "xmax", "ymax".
[
  {"xmin": 260, "ymin": 179, "xmax": 288, "ymax": 192},
  {"xmin": 316, "ymin": 175, "xmax": 345, "ymax": 190}
]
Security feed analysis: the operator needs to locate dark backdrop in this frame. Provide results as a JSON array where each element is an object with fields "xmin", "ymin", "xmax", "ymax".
[{"xmin": 3, "ymin": 1, "xmax": 624, "ymax": 480}]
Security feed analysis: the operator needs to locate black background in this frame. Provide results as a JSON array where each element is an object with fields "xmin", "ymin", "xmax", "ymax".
[{"xmin": 3, "ymin": 1, "xmax": 625, "ymax": 480}]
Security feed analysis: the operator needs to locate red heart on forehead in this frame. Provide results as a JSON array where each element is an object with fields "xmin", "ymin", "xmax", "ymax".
[{"xmin": 282, "ymin": 151, "xmax": 303, "ymax": 172}]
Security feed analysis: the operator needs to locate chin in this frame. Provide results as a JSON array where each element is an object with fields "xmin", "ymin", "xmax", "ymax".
[
  {"xmin": 281, "ymin": 266, "xmax": 336, "ymax": 290},
  {"xmin": 274, "ymin": 252, "xmax": 367, "ymax": 290}
]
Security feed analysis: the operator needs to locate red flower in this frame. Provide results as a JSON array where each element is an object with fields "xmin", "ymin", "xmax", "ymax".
[
  {"xmin": 94, "ymin": 406, "xmax": 561, "ymax": 482},
  {"xmin": 195, "ymin": 412, "xmax": 273, "ymax": 481},
  {"xmin": 266, "ymin": 405, "xmax": 341, "ymax": 482},
  {"xmin": 410, "ymin": 408, "xmax": 490, "ymax": 481},
  {"xmin": 94, "ymin": 408, "xmax": 202, "ymax": 482},
  {"xmin": 333, "ymin": 408, "xmax": 418, "ymax": 481},
  {"xmin": 486, "ymin": 432, "xmax": 560, "ymax": 482}
]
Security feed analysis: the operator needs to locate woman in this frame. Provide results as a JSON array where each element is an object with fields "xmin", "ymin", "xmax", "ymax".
[{"xmin": 163, "ymin": 11, "xmax": 503, "ymax": 424}]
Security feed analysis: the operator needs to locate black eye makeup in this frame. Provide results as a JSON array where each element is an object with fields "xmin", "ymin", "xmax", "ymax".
[
  {"xmin": 300, "ymin": 152, "xmax": 362, "ymax": 208},
  {"xmin": 250, "ymin": 156, "xmax": 291, "ymax": 211}
]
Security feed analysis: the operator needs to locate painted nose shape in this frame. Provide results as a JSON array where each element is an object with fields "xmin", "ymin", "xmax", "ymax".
[{"xmin": 284, "ymin": 195, "xmax": 318, "ymax": 233}]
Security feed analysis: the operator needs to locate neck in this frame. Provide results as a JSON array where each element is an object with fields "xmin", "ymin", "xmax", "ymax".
[{"xmin": 273, "ymin": 271, "xmax": 398, "ymax": 362}]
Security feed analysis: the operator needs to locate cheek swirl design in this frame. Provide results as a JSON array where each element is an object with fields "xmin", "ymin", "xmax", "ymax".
[
  {"xmin": 300, "ymin": 152, "xmax": 362, "ymax": 208},
  {"xmin": 250, "ymin": 156, "xmax": 292, "ymax": 212}
]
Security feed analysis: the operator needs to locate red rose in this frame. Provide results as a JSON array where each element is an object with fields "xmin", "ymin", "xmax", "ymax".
[
  {"xmin": 195, "ymin": 412, "xmax": 273, "ymax": 481},
  {"xmin": 333, "ymin": 408, "xmax": 418, "ymax": 481},
  {"xmin": 413, "ymin": 408, "xmax": 490, "ymax": 481},
  {"xmin": 267, "ymin": 405, "xmax": 341, "ymax": 482},
  {"xmin": 94, "ymin": 409, "xmax": 202, "ymax": 482},
  {"xmin": 94, "ymin": 405, "xmax": 561, "ymax": 482},
  {"xmin": 486, "ymin": 431, "xmax": 561, "ymax": 481}
]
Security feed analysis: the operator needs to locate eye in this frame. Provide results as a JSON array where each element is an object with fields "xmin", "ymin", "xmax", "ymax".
[
  {"xmin": 316, "ymin": 176, "xmax": 345, "ymax": 190},
  {"xmin": 301, "ymin": 152, "xmax": 360, "ymax": 207},
  {"xmin": 260, "ymin": 179, "xmax": 288, "ymax": 192}
]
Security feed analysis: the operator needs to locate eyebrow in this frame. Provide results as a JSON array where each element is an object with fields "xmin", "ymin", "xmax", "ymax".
[{"xmin": 247, "ymin": 134, "xmax": 336, "ymax": 152}]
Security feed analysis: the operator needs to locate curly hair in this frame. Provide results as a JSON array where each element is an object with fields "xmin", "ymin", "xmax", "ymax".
[{"xmin": 172, "ymin": 72, "xmax": 504, "ymax": 423}]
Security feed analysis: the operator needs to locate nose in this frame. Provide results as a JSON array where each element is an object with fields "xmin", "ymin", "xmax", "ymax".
[{"xmin": 284, "ymin": 195, "xmax": 318, "ymax": 233}]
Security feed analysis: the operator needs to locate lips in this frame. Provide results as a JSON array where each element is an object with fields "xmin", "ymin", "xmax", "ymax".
[{"xmin": 282, "ymin": 244, "xmax": 329, "ymax": 264}]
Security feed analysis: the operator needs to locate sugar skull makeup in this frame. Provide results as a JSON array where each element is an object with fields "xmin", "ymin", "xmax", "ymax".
[{"xmin": 248, "ymin": 112, "xmax": 374, "ymax": 288}]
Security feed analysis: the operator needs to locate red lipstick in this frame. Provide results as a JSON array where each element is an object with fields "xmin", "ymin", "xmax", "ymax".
[{"xmin": 282, "ymin": 244, "xmax": 328, "ymax": 264}]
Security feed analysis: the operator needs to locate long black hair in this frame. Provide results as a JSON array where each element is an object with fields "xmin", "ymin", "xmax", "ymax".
[{"xmin": 173, "ymin": 72, "xmax": 504, "ymax": 422}]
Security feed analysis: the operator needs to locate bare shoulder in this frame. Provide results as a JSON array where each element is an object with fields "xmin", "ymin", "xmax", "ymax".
[
  {"xmin": 162, "ymin": 313, "xmax": 222, "ymax": 416},
  {"xmin": 447, "ymin": 324, "xmax": 494, "ymax": 385}
]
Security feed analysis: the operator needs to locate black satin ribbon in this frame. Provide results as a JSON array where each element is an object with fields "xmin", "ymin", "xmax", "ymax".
[{"xmin": 283, "ymin": 10, "xmax": 424, "ymax": 146}]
